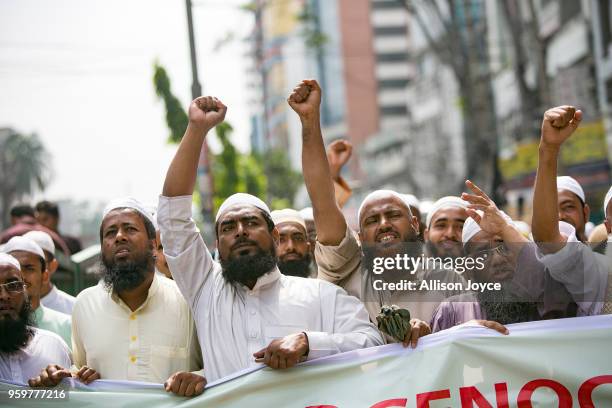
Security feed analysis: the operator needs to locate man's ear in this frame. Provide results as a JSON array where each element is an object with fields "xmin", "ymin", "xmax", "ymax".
[
  {"xmin": 48, "ymin": 258, "xmax": 59, "ymax": 276},
  {"xmin": 605, "ymin": 218, "xmax": 611, "ymax": 235},
  {"xmin": 423, "ymin": 228, "xmax": 430, "ymax": 241},
  {"xmin": 272, "ymin": 227, "xmax": 280, "ymax": 244},
  {"xmin": 412, "ymin": 216, "xmax": 420, "ymax": 234},
  {"xmin": 42, "ymin": 269, "xmax": 50, "ymax": 286},
  {"xmin": 583, "ymin": 203, "xmax": 590, "ymax": 226}
]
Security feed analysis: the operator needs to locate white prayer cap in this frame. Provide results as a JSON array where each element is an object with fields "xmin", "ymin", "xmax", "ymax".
[
  {"xmin": 299, "ymin": 207, "xmax": 314, "ymax": 222},
  {"xmin": 425, "ymin": 196, "xmax": 468, "ymax": 227},
  {"xmin": 143, "ymin": 204, "xmax": 158, "ymax": 230},
  {"xmin": 462, "ymin": 211, "xmax": 514, "ymax": 244},
  {"xmin": 557, "ymin": 176, "xmax": 585, "ymax": 202},
  {"xmin": 604, "ymin": 185, "xmax": 612, "ymax": 215},
  {"xmin": 3, "ymin": 236, "xmax": 45, "ymax": 260},
  {"xmin": 0, "ymin": 253, "xmax": 21, "ymax": 271},
  {"xmin": 419, "ymin": 200, "xmax": 434, "ymax": 216},
  {"xmin": 216, "ymin": 193, "xmax": 270, "ymax": 222},
  {"xmin": 23, "ymin": 231, "xmax": 55, "ymax": 255},
  {"xmin": 357, "ymin": 190, "xmax": 410, "ymax": 224},
  {"xmin": 271, "ymin": 209, "xmax": 307, "ymax": 231},
  {"xmin": 103, "ymin": 197, "xmax": 156, "ymax": 226},
  {"xmin": 401, "ymin": 194, "xmax": 420, "ymax": 209}
]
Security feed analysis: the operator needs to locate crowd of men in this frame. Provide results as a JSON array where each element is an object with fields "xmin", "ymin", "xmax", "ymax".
[{"xmin": 0, "ymin": 80, "xmax": 610, "ymax": 398}]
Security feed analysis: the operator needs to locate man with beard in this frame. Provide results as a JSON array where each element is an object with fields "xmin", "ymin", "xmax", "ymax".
[
  {"xmin": 24, "ymin": 230, "xmax": 76, "ymax": 315},
  {"xmin": 291, "ymin": 79, "xmax": 511, "ymax": 342},
  {"xmin": 430, "ymin": 181, "xmax": 544, "ymax": 331},
  {"xmin": 532, "ymin": 106, "xmax": 611, "ymax": 316},
  {"xmin": 424, "ymin": 196, "xmax": 468, "ymax": 261},
  {"xmin": 0, "ymin": 253, "xmax": 71, "ymax": 384},
  {"xmin": 3, "ymin": 236, "xmax": 72, "ymax": 347},
  {"xmin": 159, "ymin": 94, "xmax": 383, "ymax": 383},
  {"xmin": 271, "ymin": 209, "xmax": 313, "ymax": 278},
  {"xmin": 29, "ymin": 198, "xmax": 203, "ymax": 397}
]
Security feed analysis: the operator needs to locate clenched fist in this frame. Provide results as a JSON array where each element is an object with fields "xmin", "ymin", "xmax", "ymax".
[
  {"xmin": 164, "ymin": 371, "xmax": 206, "ymax": 397},
  {"xmin": 253, "ymin": 332, "xmax": 309, "ymax": 369},
  {"xmin": 327, "ymin": 139, "xmax": 353, "ymax": 181},
  {"xmin": 188, "ymin": 96, "xmax": 227, "ymax": 132},
  {"xmin": 540, "ymin": 105, "xmax": 582, "ymax": 148},
  {"xmin": 287, "ymin": 79, "xmax": 321, "ymax": 120}
]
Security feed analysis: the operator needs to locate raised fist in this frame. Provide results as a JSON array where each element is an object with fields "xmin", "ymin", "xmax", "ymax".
[
  {"xmin": 541, "ymin": 105, "xmax": 582, "ymax": 148},
  {"xmin": 188, "ymin": 96, "xmax": 227, "ymax": 131},
  {"xmin": 327, "ymin": 139, "xmax": 353, "ymax": 180},
  {"xmin": 287, "ymin": 79, "xmax": 321, "ymax": 120}
]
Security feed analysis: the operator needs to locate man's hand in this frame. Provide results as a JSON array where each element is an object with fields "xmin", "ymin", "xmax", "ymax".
[
  {"xmin": 461, "ymin": 180, "xmax": 509, "ymax": 236},
  {"xmin": 28, "ymin": 364, "xmax": 72, "ymax": 387},
  {"xmin": 468, "ymin": 320, "xmax": 509, "ymax": 335},
  {"xmin": 253, "ymin": 332, "xmax": 309, "ymax": 369},
  {"xmin": 188, "ymin": 96, "xmax": 227, "ymax": 132},
  {"xmin": 402, "ymin": 319, "xmax": 431, "ymax": 348},
  {"xmin": 287, "ymin": 79, "xmax": 321, "ymax": 121},
  {"xmin": 164, "ymin": 372, "xmax": 206, "ymax": 397},
  {"xmin": 327, "ymin": 140, "xmax": 353, "ymax": 181},
  {"xmin": 540, "ymin": 105, "xmax": 582, "ymax": 149},
  {"xmin": 74, "ymin": 366, "xmax": 101, "ymax": 385}
]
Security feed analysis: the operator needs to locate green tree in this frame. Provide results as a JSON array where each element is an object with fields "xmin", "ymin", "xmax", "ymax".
[
  {"xmin": 0, "ymin": 129, "xmax": 51, "ymax": 227},
  {"xmin": 260, "ymin": 149, "xmax": 302, "ymax": 210},
  {"xmin": 153, "ymin": 62, "xmax": 189, "ymax": 144}
]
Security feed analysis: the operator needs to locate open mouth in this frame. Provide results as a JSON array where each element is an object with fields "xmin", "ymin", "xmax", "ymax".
[{"xmin": 376, "ymin": 232, "xmax": 399, "ymax": 244}]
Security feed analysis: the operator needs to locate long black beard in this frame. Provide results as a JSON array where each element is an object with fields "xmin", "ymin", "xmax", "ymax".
[
  {"xmin": 278, "ymin": 253, "xmax": 312, "ymax": 278},
  {"xmin": 0, "ymin": 300, "xmax": 35, "ymax": 353},
  {"xmin": 221, "ymin": 248, "xmax": 277, "ymax": 286},
  {"xmin": 477, "ymin": 286, "xmax": 540, "ymax": 325},
  {"xmin": 101, "ymin": 246, "xmax": 154, "ymax": 293}
]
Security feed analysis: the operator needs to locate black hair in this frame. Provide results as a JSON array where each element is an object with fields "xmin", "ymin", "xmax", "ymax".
[
  {"xmin": 99, "ymin": 208, "xmax": 156, "ymax": 242},
  {"xmin": 215, "ymin": 208, "xmax": 275, "ymax": 240},
  {"xmin": 10, "ymin": 205, "xmax": 35, "ymax": 218},
  {"xmin": 35, "ymin": 201, "xmax": 60, "ymax": 218}
]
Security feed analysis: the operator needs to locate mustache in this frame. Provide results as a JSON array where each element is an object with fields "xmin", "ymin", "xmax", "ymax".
[{"xmin": 231, "ymin": 237, "xmax": 259, "ymax": 250}]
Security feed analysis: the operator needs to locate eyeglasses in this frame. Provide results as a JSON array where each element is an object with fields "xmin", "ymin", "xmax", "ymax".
[
  {"xmin": 468, "ymin": 243, "xmax": 511, "ymax": 259},
  {"xmin": 0, "ymin": 281, "xmax": 27, "ymax": 294}
]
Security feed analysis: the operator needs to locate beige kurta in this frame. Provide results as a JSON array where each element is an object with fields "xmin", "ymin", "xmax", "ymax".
[
  {"xmin": 72, "ymin": 274, "xmax": 202, "ymax": 383},
  {"xmin": 315, "ymin": 227, "xmax": 466, "ymax": 325}
]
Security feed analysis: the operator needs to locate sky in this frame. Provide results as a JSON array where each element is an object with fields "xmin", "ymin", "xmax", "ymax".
[{"xmin": 0, "ymin": 0, "xmax": 252, "ymax": 205}]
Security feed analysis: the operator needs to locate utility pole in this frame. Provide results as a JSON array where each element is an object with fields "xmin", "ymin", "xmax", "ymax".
[{"xmin": 185, "ymin": 0, "xmax": 215, "ymax": 237}]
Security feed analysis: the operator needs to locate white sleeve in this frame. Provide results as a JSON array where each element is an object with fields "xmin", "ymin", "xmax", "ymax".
[
  {"xmin": 305, "ymin": 282, "xmax": 383, "ymax": 360},
  {"xmin": 157, "ymin": 195, "xmax": 218, "ymax": 310},
  {"xmin": 536, "ymin": 222, "xmax": 608, "ymax": 315}
]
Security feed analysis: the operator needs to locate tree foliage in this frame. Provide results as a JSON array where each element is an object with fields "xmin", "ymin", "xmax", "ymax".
[
  {"xmin": 153, "ymin": 62, "xmax": 189, "ymax": 144},
  {"xmin": 0, "ymin": 130, "xmax": 50, "ymax": 227}
]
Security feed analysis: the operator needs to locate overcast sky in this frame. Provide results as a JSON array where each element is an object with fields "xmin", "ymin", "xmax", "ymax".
[{"xmin": 0, "ymin": 0, "xmax": 252, "ymax": 205}]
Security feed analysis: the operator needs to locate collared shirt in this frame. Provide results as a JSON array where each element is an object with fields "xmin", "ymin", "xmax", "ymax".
[
  {"xmin": 33, "ymin": 305, "xmax": 72, "ymax": 349},
  {"xmin": 536, "ymin": 223, "xmax": 610, "ymax": 316},
  {"xmin": 0, "ymin": 328, "xmax": 71, "ymax": 384},
  {"xmin": 72, "ymin": 274, "xmax": 202, "ymax": 383},
  {"xmin": 41, "ymin": 284, "xmax": 76, "ymax": 315},
  {"xmin": 315, "ymin": 226, "xmax": 466, "ymax": 325},
  {"xmin": 158, "ymin": 195, "xmax": 383, "ymax": 383}
]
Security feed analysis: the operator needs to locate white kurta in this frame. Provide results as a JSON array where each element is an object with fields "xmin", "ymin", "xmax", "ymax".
[
  {"xmin": 158, "ymin": 195, "xmax": 383, "ymax": 382},
  {"xmin": 0, "ymin": 328, "xmax": 71, "ymax": 384},
  {"xmin": 71, "ymin": 274, "xmax": 202, "ymax": 383},
  {"xmin": 41, "ymin": 284, "xmax": 76, "ymax": 315}
]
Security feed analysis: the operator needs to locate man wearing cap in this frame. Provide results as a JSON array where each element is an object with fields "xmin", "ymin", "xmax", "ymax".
[
  {"xmin": 555, "ymin": 176, "xmax": 591, "ymax": 242},
  {"xmin": 430, "ymin": 181, "xmax": 553, "ymax": 331},
  {"xmin": 34, "ymin": 198, "xmax": 204, "ymax": 396},
  {"xmin": 3, "ymin": 236, "xmax": 72, "ymax": 347},
  {"xmin": 159, "ymin": 94, "xmax": 383, "ymax": 383},
  {"xmin": 0, "ymin": 253, "xmax": 71, "ymax": 384},
  {"xmin": 423, "ymin": 195, "xmax": 468, "ymax": 260},
  {"xmin": 532, "ymin": 106, "xmax": 610, "ymax": 316},
  {"xmin": 23, "ymin": 231, "xmax": 76, "ymax": 315},
  {"xmin": 271, "ymin": 209, "xmax": 313, "ymax": 278}
]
